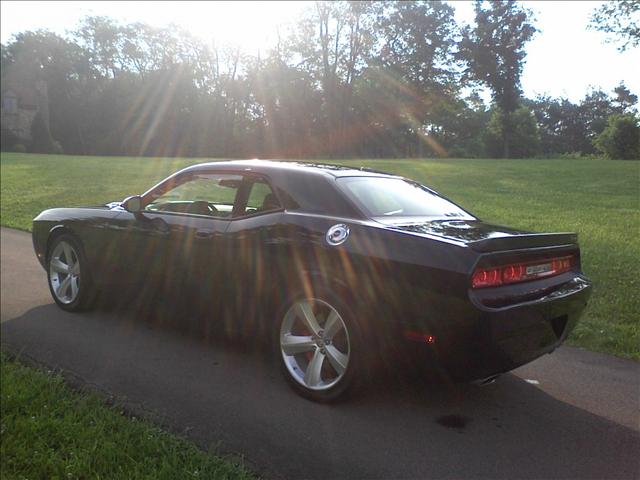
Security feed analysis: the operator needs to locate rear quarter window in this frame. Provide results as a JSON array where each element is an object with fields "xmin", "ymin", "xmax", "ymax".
[{"xmin": 277, "ymin": 173, "xmax": 361, "ymax": 219}]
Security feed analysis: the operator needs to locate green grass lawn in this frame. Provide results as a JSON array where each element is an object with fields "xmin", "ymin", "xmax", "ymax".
[
  {"xmin": 1, "ymin": 152, "xmax": 639, "ymax": 359},
  {"xmin": 0, "ymin": 354, "xmax": 253, "ymax": 479}
]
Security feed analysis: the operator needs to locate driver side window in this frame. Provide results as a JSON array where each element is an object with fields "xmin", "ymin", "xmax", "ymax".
[{"xmin": 145, "ymin": 174, "xmax": 242, "ymax": 217}]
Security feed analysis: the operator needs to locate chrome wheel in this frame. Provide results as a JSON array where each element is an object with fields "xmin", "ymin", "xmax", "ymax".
[
  {"xmin": 49, "ymin": 240, "xmax": 81, "ymax": 305},
  {"xmin": 280, "ymin": 299, "xmax": 350, "ymax": 391}
]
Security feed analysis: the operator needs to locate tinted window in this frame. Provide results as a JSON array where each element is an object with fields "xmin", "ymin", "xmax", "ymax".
[
  {"xmin": 277, "ymin": 173, "xmax": 361, "ymax": 218},
  {"xmin": 241, "ymin": 179, "xmax": 281, "ymax": 216},
  {"xmin": 145, "ymin": 174, "xmax": 242, "ymax": 217},
  {"xmin": 336, "ymin": 177, "xmax": 470, "ymax": 219}
]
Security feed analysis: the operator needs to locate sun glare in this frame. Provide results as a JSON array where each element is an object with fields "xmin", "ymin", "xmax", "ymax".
[
  {"xmin": 142, "ymin": 1, "xmax": 308, "ymax": 52},
  {"xmin": 1, "ymin": 1, "xmax": 309, "ymax": 53}
]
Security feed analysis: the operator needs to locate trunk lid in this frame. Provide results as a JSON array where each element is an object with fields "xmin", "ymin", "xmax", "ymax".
[{"xmin": 379, "ymin": 219, "xmax": 577, "ymax": 251}]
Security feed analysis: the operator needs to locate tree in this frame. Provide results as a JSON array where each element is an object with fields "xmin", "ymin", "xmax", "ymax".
[
  {"xmin": 1, "ymin": 43, "xmax": 11, "ymax": 72},
  {"xmin": 287, "ymin": 1, "xmax": 378, "ymax": 156},
  {"xmin": 589, "ymin": 0, "xmax": 640, "ymax": 51},
  {"xmin": 460, "ymin": 0, "xmax": 536, "ymax": 158},
  {"xmin": 372, "ymin": 0, "xmax": 461, "ymax": 157},
  {"xmin": 30, "ymin": 111, "xmax": 56, "ymax": 153},
  {"xmin": 423, "ymin": 93, "xmax": 490, "ymax": 158},
  {"xmin": 249, "ymin": 55, "xmax": 324, "ymax": 157},
  {"xmin": 73, "ymin": 16, "xmax": 125, "ymax": 79},
  {"xmin": 7, "ymin": 5, "xmax": 631, "ymax": 160},
  {"xmin": 484, "ymin": 104, "xmax": 540, "ymax": 158},
  {"xmin": 594, "ymin": 114, "xmax": 640, "ymax": 159},
  {"xmin": 528, "ymin": 85, "xmax": 636, "ymax": 156},
  {"xmin": 376, "ymin": 1, "xmax": 460, "ymax": 93},
  {"xmin": 528, "ymin": 95, "xmax": 577, "ymax": 155},
  {"xmin": 576, "ymin": 89, "xmax": 618, "ymax": 153},
  {"xmin": 612, "ymin": 82, "xmax": 638, "ymax": 114}
]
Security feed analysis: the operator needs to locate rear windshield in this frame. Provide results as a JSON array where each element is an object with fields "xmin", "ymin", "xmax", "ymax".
[{"xmin": 336, "ymin": 176, "xmax": 471, "ymax": 220}]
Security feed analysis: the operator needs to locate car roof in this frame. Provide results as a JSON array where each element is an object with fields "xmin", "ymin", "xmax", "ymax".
[{"xmin": 180, "ymin": 159, "xmax": 400, "ymax": 179}]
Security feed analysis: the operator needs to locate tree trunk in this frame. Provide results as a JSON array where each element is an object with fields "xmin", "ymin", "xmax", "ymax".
[
  {"xmin": 502, "ymin": 111, "xmax": 511, "ymax": 158},
  {"xmin": 503, "ymin": 134, "xmax": 510, "ymax": 158}
]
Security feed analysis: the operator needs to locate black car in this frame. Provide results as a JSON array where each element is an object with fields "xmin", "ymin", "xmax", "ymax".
[{"xmin": 33, "ymin": 160, "xmax": 592, "ymax": 401}]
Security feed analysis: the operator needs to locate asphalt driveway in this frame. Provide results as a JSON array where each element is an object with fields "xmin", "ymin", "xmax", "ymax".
[{"xmin": 2, "ymin": 227, "xmax": 639, "ymax": 479}]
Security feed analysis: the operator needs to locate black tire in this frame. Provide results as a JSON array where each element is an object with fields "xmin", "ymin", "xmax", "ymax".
[
  {"xmin": 46, "ymin": 233, "xmax": 94, "ymax": 312},
  {"xmin": 275, "ymin": 285, "xmax": 364, "ymax": 403}
]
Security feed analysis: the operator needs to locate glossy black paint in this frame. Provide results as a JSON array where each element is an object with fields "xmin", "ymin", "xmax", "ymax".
[{"xmin": 32, "ymin": 160, "xmax": 592, "ymax": 381}]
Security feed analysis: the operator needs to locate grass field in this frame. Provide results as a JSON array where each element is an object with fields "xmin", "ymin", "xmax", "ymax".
[
  {"xmin": 1, "ymin": 152, "xmax": 639, "ymax": 359},
  {"xmin": 0, "ymin": 354, "xmax": 252, "ymax": 479}
]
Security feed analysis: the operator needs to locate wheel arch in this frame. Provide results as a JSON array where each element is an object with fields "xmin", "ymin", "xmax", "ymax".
[
  {"xmin": 45, "ymin": 225, "xmax": 79, "ymax": 261},
  {"xmin": 295, "ymin": 268, "xmax": 353, "ymax": 301},
  {"xmin": 276, "ymin": 268, "xmax": 377, "ymax": 344}
]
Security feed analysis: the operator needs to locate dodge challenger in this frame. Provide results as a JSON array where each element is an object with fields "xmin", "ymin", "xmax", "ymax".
[{"xmin": 32, "ymin": 160, "xmax": 592, "ymax": 401}]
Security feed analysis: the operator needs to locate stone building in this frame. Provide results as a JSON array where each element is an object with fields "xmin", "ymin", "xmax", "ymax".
[{"xmin": 1, "ymin": 64, "xmax": 49, "ymax": 143}]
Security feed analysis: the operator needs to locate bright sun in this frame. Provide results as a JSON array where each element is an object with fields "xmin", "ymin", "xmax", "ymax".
[
  {"xmin": 145, "ymin": 1, "xmax": 308, "ymax": 52},
  {"xmin": 1, "ymin": 1, "xmax": 309, "ymax": 53}
]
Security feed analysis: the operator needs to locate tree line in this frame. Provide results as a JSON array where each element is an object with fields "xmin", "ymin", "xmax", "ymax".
[{"xmin": 2, "ymin": 0, "xmax": 639, "ymax": 159}]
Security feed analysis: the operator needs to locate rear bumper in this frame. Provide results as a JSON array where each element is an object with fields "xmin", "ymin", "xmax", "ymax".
[{"xmin": 399, "ymin": 275, "xmax": 592, "ymax": 381}]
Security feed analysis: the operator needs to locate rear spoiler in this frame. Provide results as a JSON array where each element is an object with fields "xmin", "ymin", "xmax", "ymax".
[{"xmin": 469, "ymin": 232, "xmax": 578, "ymax": 253}]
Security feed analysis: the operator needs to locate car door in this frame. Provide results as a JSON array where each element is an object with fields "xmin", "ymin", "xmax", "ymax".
[
  {"xmin": 114, "ymin": 172, "xmax": 243, "ymax": 309},
  {"xmin": 223, "ymin": 174, "xmax": 286, "ymax": 337}
]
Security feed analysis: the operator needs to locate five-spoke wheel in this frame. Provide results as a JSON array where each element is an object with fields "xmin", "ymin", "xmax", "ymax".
[
  {"xmin": 279, "ymin": 297, "xmax": 356, "ymax": 400},
  {"xmin": 46, "ymin": 234, "xmax": 92, "ymax": 311},
  {"xmin": 49, "ymin": 240, "xmax": 81, "ymax": 304}
]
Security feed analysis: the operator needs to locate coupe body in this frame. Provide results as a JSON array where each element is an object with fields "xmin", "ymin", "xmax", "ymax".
[{"xmin": 33, "ymin": 160, "xmax": 592, "ymax": 401}]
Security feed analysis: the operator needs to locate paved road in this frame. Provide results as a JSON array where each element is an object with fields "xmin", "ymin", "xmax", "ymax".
[{"xmin": 2, "ymin": 227, "xmax": 639, "ymax": 479}]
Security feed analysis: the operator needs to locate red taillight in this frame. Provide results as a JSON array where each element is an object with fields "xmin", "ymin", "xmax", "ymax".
[
  {"xmin": 471, "ymin": 255, "xmax": 574, "ymax": 289},
  {"xmin": 472, "ymin": 267, "xmax": 502, "ymax": 288}
]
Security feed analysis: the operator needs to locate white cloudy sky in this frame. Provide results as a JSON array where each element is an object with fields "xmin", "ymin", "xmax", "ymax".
[{"xmin": 1, "ymin": 1, "xmax": 638, "ymax": 102}]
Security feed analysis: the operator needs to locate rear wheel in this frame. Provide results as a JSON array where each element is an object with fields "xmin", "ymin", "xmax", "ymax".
[
  {"xmin": 47, "ymin": 234, "xmax": 93, "ymax": 312},
  {"xmin": 278, "ymin": 294, "xmax": 359, "ymax": 402}
]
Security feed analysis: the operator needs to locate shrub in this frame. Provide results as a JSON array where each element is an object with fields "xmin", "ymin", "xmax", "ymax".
[
  {"xmin": 12, "ymin": 143, "xmax": 27, "ymax": 153},
  {"xmin": 52, "ymin": 140, "xmax": 64, "ymax": 154},
  {"xmin": 1, "ymin": 128, "xmax": 22, "ymax": 151},
  {"xmin": 557, "ymin": 152, "xmax": 600, "ymax": 160},
  {"xmin": 594, "ymin": 114, "xmax": 640, "ymax": 160}
]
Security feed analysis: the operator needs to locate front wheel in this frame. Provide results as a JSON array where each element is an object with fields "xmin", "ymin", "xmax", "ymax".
[
  {"xmin": 278, "ymin": 295, "xmax": 360, "ymax": 402},
  {"xmin": 47, "ymin": 234, "xmax": 94, "ymax": 312}
]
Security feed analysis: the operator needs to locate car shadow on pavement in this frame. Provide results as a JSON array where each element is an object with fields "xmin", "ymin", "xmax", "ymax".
[{"xmin": 2, "ymin": 302, "xmax": 639, "ymax": 480}]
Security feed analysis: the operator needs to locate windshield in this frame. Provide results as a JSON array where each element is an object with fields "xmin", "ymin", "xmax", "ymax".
[{"xmin": 336, "ymin": 176, "xmax": 472, "ymax": 220}]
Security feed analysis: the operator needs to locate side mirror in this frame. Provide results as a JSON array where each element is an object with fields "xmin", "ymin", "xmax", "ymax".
[{"xmin": 122, "ymin": 195, "xmax": 143, "ymax": 213}]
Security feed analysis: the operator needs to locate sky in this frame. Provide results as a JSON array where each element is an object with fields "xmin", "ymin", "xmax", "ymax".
[{"xmin": 1, "ymin": 1, "xmax": 638, "ymax": 102}]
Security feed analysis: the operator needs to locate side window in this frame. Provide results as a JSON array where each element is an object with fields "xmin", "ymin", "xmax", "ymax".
[
  {"xmin": 242, "ymin": 179, "xmax": 281, "ymax": 216},
  {"xmin": 145, "ymin": 174, "xmax": 242, "ymax": 218}
]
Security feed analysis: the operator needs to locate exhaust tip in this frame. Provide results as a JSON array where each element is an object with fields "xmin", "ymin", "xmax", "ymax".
[{"xmin": 472, "ymin": 374, "xmax": 501, "ymax": 386}]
